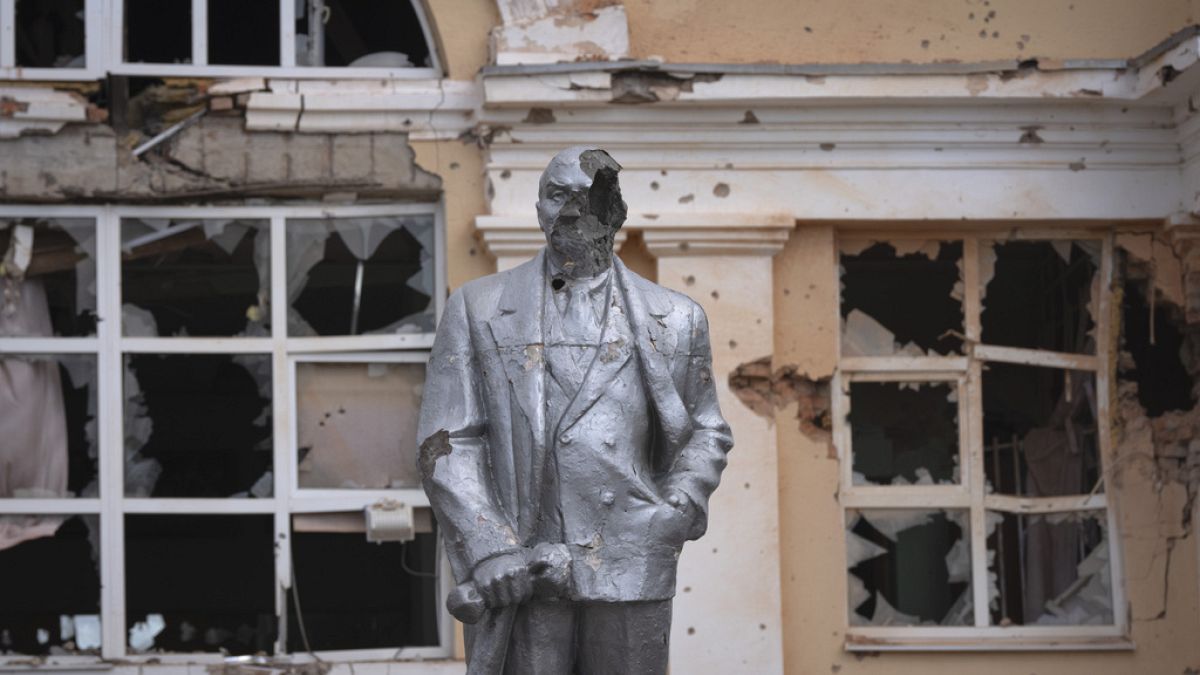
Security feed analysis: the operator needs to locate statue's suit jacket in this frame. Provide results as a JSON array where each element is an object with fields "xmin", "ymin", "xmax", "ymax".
[{"xmin": 417, "ymin": 249, "xmax": 732, "ymax": 666}]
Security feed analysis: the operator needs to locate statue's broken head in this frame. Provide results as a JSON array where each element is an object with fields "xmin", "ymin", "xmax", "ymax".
[{"xmin": 536, "ymin": 146, "xmax": 628, "ymax": 278}]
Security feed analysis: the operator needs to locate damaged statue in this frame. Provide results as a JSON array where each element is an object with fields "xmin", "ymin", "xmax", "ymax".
[{"xmin": 417, "ymin": 146, "xmax": 733, "ymax": 674}]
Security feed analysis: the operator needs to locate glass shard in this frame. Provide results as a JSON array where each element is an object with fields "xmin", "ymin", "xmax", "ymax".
[
  {"xmin": 124, "ymin": 354, "xmax": 272, "ymax": 498},
  {"xmin": 849, "ymin": 380, "xmax": 960, "ymax": 486},
  {"xmin": 1, "ymin": 218, "xmax": 97, "ymax": 337},
  {"xmin": 296, "ymin": 361, "xmax": 425, "ymax": 490},
  {"xmin": 125, "ymin": 515, "xmax": 275, "ymax": 654},
  {"xmin": 847, "ymin": 508, "xmax": 973, "ymax": 626}
]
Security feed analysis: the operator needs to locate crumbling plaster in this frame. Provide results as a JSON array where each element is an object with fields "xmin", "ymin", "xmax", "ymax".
[{"xmin": 623, "ymin": 0, "xmax": 1199, "ymax": 66}]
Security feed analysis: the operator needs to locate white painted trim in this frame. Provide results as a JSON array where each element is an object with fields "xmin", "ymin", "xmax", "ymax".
[
  {"xmin": 192, "ymin": 0, "xmax": 208, "ymax": 68},
  {"xmin": 0, "ymin": 0, "xmax": 13, "ymax": 69},
  {"xmin": 0, "ymin": 499, "xmax": 102, "ymax": 513},
  {"xmin": 0, "ymin": 337, "xmax": 100, "ymax": 352}
]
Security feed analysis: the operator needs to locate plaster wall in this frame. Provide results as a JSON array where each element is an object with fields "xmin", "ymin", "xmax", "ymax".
[
  {"xmin": 771, "ymin": 224, "xmax": 1200, "ymax": 674},
  {"xmin": 623, "ymin": 0, "xmax": 1198, "ymax": 65},
  {"xmin": 422, "ymin": 0, "xmax": 500, "ymax": 79}
]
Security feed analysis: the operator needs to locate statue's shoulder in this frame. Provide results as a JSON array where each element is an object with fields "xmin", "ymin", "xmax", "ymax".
[
  {"xmin": 451, "ymin": 255, "xmax": 540, "ymax": 314},
  {"xmin": 619, "ymin": 264, "xmax": 705, "ymax": 326}
]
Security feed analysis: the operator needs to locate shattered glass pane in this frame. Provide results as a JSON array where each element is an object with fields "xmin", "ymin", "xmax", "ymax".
[
  {"xmin": 988, "ymin": 510, "xmax": 1113, "ymax": 626},
  {"xmin": 295, "ymin": 0, "xmax": 431, "ymax": 68},
  {"xmin": 286, "ymin": 215, "xmax": 435, "ymax": 337},
  {"xmin": 297, "ymin": 361, "xmax": 424, "ymax": 490},
  {"xmin": 125, "ymin": 515, "xmax": 276, "ymax": 654},
  {"xmin": 0, "ymin": 515, "xmax": 100, "ymax": 655},
  {"xmin": 0, "ymin": 354, "xmax": 97, "ymax": 499},
  {"xmin": 840, "ymin": 241, "xmax": 964, "ymax": 356},
  {"xmin": 1, "ymin": 217, "xmax": 98, "ymax": 337},
  {"xmin": 124, "ymin": 0, "xmax": 191, "ymax": 64},
  {"xmin": 287, "ymin": 525, "xmax": 440, "ymax": 650},
  {"xmin": 124, "ymin": 354, "xmax": 272, "ymax": 498},
  {"xmin": 15, "ymin": 0, "xmax": 85, "ymax": 68},
  {"xmin": 847, "ymin": 508, "xmax": 973, "ymax": 626},
  {"xmin": 121, "ymin": 218, "xmax": 270, "ymax": 337},
  {"xmin": 849, "ymin": 381, "xmax": 960, "ymax": 486},
  {"xmin": 208, "ymin": 0, "xmax": 280, "ymax": 66},
  {"xmin": 981, "ymin": 240, "xmax": 1099, "ymax": 354},
  {"xmin": 983, "ymin": 363, "xmax": 1100, "ymax": 497}
]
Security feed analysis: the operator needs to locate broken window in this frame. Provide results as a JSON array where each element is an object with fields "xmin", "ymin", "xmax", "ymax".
[
  {"xmin": 848, "ymin": 380, "xmax": 961, "ymax": 486},
  {"xmin": 295, "ymin": 0, "xmax": 431, "ymax": 68},
  {"xmin": 0, "ymin": 354, "xmax": 97, "ymax": 500},
  {"xmin": 287, "ymin": 524, "xmax": 440, "ymax": 651},
  {"xmin": 14, "ymin": 0, "xmax": 85, "ymax": 68},
  {"xmin": 296, "ymin": 359, "xmax": 424, "ymax": 490},
  {"xmin": 121, "ymin": 218, "xmax": 270, "ymax": 338},
  {"xmin": 838, "ymin": 233, "xmax": 1119, "ymax": 647},
  {"xmin": 125, "ymin": 515, "xmax": 275, "ymax": 654},
  {"xmin": 847, "ymin": 509, "xmax": 972, "ymax": 626},
  {"xmin": 2, "ymin": 218, "xmax": 98, "ymax": 337},
  {"xmin": 989, "ymin": 511, "xmax": 1112, "ymax": 626},
  {"xmin": 840, "ymin": 240, "xmax": 964, "ymax": 357},
  {"xmin": 287, "ymin": 215, "xmax": 435, "ymax": 337},
  {"xmin": 983, "ymin": 363, "xmax": 1100, "ymax": 497},
  {"xmin": 209, "ymin": 0, "xmax": 280, "ymax": 66},
  {"xmin": 124, "ymin": 0, "xmax": 192, "ymax": 64},
  {"xmin": 124, "ymin": 354, "xmax": 272, "ymax": 498},
  {"xmin": 0, "ymin": 515, "xmax": 101, "ymax": 655},
  {"xmin": 981, "ymin": 240, "xmax": 1099, "ymax": 354}
]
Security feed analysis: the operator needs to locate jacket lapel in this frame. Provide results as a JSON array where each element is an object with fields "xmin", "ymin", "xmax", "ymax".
[
  {"xmin": 486, "ymin": 252, "xmax": 548, "ymax": 538},
  {"xmin": 555, "ymin": 282, "xmax": 635, "ymax": 436}
]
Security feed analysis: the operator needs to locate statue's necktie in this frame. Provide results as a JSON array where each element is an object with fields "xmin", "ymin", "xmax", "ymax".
[{"xmin": 564, "ymin": 284, "xmax": 600, "ymax": 363}]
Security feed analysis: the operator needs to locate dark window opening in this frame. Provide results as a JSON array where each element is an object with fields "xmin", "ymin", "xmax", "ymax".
[
  {"xmin": 287, "ymin": 527, "xmax": 440, "ymax": 651},
  {"xmin": 840, "ymin": 241, "xmax": 964, "ymax": 356},
  {"xmin": 982, "ymin": 241, "xmax": 1098, "ymax": 354},
  {"xmin": 121, "ymin": 219, "xmax": 269, "ymax": 338},
  {"xmin": 1120, "ymin": 279, "xmax": 1194, "ymax": 416},
  {"xmin": 125, "ymin": 515, "xmax": 276, "ymax": 654},
  {"xmin": 295, "ymin": 0, "xmax": 430, "ymax": 68},
  {"xmin": 983, "ymin": 363, "xmax": 1100, "ymax": 497},
  {"xmin": 124, "ymin": 354, "xmax": 272, "ymax": 498},
  {"xmin": 208, "ymin": 0, "xmax": 280, "ymax": 65},
  {"xmin": 0, "ymin": 516, "xmax": 101, "ymax": 655},
  {"xmin": 15, "ymin": 0, "xmax": 85, "ymax": 68},
  {"xmin": 1, "ymin": 218, "xmax": 98, "ymax": 337},
  {"xmin": 125, "ymin": 0, "xmax": 192, "ymax": 64},
  {"xmin": 848, "ymin": 381, "xmax": 959, "ymax": 486},
  {"xmin": 847, "ymin": 509, "xmax": 972, "ymax": 626},
  {"xmin": 288, "ymin": 216, "xmax": 435, "ymax": 337},
  {"xmin": 988, "ymin": 511, "xmax": 1111, "ymax": 626}
]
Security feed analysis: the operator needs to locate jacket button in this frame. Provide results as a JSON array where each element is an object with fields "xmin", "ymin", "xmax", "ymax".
[
  {"xmin": 600, "ymin": 490, "xmax": 615, "ymax": 506},
  {"xmin": 559, "ymin": 434, "xmax": 572, "ymax": 445}
]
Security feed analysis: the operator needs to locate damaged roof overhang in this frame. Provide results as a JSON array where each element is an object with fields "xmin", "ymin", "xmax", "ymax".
[{"xmin": 480, "ymin": 26, "xmax": 1200, "ymax": 108}]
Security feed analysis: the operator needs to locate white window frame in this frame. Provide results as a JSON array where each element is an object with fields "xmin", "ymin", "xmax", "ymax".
[
  {"xmin": 834, "ymin": 230, "xmax": 1129, "ymax": 651},
  {"xmin": 108, "ymin": 0, "xmax": 441, "ymax": 79},
  {"xmin": 0, "ymin": 0, "xmax": 105, "ymax": 80},
  {"xmin": 0, "ymin": 203, "xmax": 453, "ymax": 667}
]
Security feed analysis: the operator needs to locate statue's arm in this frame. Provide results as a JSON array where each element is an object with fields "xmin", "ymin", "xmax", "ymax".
[
  {"xmin": 663, "ymin": 301, "xmax": 734, "ymax": 540},
  {"xmin": 418, "ymin": 289, "xmax": 522, "ymax": 575}
]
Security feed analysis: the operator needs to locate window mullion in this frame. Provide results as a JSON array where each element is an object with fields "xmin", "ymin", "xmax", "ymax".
[
  {"xmin": 192, "ymin": 0, "xmax": 208, "ymax": 66},
  {"xmin": 1096, "ymin": 233, "xmax": 1127, "ymax": 633},
  {"xmin": 270, "ymin": 214, "xmax": 292, "ymax": 654},
  {"xmin": 97, "ymin": 207, "xmax": 128, "ymax": 659},
  {"xmin": 961, "ymin": 237, "xmax": 990, "ymax": 628},
  {"xmin": 279, "ymin": 0, "xmax": 295, "ymax": 68},
  {"xmin": 0, "ymin": 0, "xmax": 15, "ymax": 68}
]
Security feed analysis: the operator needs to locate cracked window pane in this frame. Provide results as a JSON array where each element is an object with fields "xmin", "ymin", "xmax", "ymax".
[
  {"xmin": 294, "ymin": 0, "xmax": 431, "ymax": 68},
  {"xmin": 121, "ymin": 218, "xmax": 270, "ymax": 337},
  {"xmin": 840, "ymin": 241, "xmax": 964, "ymax": 357},
  {"xmin": 287, "ymin": 522, "xmax": 439, "ymax": 650},
  {"xmin": 1, "ymin": 218, "xmax": 98, "ymax": 337},
  {"xmin": 982, "ymin": 240, "xmax": 1099, "ymax": 354},
  {"xmin": 848, "ymin": 381, "xmax": 960, "ymax": 486},
  {"xmin": 988, "ymin": 510, "xmax": 1112, "ymax": 626},
  {"xmin": 297, "ymin": 361, "xmax": 424, "ymax": 490},
  {"xmin": 15, "ymin": 0, "xmax": 86, "ymax": 68},
  {"xmin": 286, "ymin": 215, "xmax": 435, "ymax": 337},
  {"xmin": 124, "ymin": 354, "xmax": 272, "ymax": 498},
  {"xmin": 847, "ymin": 508, "xmax": 973, "ymax": 626},
  {"xmin": 983, "ymin": 363, "xmax": 1100, "ymax": 497},
  {"xmin": 209, "ymin": 0, "xmax": 279, "ymax": 66},
  {"xmin": 124, "ymin": 0, "xmax": 191, "ymax": 64},
  {"xmin": 125, "ymin": 515, "xmax": 276, "ymax": 654},
  {"xmin": 0, "ymin": 515, "xmax": 100, "ymax": 655},
  {"xmin": 0, "ymin": 354, "xmax": 97, "ymax": 500}
]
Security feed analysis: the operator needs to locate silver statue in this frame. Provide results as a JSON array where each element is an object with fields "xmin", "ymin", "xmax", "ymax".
[{"xmin": 417, "ymin": 147, "xmax": 732, "ymax": 674}]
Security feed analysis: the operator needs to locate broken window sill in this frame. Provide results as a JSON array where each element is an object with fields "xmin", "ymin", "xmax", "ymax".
[{"xmin": 845, "ymin": 628, "xmax": 1134, "ymax": 652}]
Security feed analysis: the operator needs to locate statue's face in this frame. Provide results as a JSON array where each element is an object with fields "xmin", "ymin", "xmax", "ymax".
[{"xmin": 535, "ymin": 148, "xmax": 628, "ymax": 275}]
